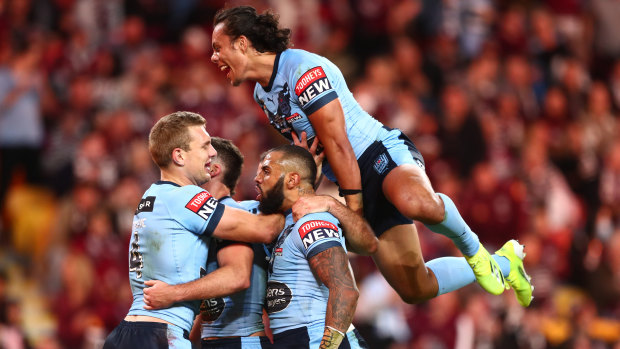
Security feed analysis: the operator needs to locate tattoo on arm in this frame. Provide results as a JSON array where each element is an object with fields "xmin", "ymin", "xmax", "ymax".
[{"xmin": 308, "ymin": 246, "xmax": 358, "ymax": 335}]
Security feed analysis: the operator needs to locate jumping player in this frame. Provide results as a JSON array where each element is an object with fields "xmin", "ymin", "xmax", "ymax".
[{"xmin": 210, "ymin": 6, "xmax": 533, "ymax": 307}]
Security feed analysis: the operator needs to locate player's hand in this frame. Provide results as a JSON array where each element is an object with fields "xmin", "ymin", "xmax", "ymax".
[
  {"xmin": 292, "ymin": 131, "xmax": 326, "ymax": 165},
  {"xmin": 143, "ymin": 280, "xmax": 178, "ymax": 310},
  {"xmin": 292, "ymin": 195, "xmax": 334, "ymax": 222}
]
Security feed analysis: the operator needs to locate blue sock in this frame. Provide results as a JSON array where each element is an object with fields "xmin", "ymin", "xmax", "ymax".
[
  {"xmin": 494, "ymin": 255, "xmax": 510, "ymax": 277},
  {"xmin": 427, "ymin": 255, "xmax": 512, "ymax": 296},
  {"xmin": 425, "ymin": 193, "xmax": 480, "ymax": 257}
]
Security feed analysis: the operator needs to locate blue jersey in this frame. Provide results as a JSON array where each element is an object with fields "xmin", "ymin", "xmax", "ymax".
[
  {"xmin": 200, "ymin": 197, "xmax": 267, "ymax": 338},
  {"xmin": 253, "ymin": 49, "xmax": 385, "ymax": 182},
  {"xmin": 265, "ymin": 210, "xmax": 346, "ymax": 337},
  {"xmin": 127, "ymin": 181, "xmax": 225, "ymax": 333}
]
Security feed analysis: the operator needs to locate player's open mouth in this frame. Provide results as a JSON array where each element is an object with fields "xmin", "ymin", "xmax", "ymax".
[
  {"xmin": 255, "ymin": 185, "xmax": 263, "ymax": 200},
  {"xmin": 220, "ymin": 65, "xmax": 231, "ymax": 79}
]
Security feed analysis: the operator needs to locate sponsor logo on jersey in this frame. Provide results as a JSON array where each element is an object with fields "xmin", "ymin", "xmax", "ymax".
[
  {"xmin": 265, "ymin": 281, "xmax": 292, "ymax": 313},
  {"xmin": 373, "ymin": 153, "xmax": 389, "ymax": 175},
  {"xmin": 185, "ymin": 191, "xmax": 219, "ymax": 220},
  {"xmin": 135, "ymin": 196, "xmax": 156, "ymax": 214},
  {"xmin": 298, "ymin": 220, "xmax": 340, "ymax": 249},
  {"xmin": 295, "ymin": 67, "xmax": 333, "ymax": 107},
  {"xmin": 285, "ymin": 113, "xmax": 302, "ymax": 122},
  {"xmin": 200, "ymin": 297, "xmax": 226, "ymax": 322}
]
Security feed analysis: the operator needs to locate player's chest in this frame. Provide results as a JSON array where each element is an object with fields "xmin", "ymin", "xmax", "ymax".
[{"xmin": 255, "ymin": 81, "xmax": 313, "ymax": 139}]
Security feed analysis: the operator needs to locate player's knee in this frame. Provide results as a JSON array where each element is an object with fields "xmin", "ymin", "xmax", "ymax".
[{"xmin": 392, "ymin": 191, "xmax": 444, "ymax": 224}]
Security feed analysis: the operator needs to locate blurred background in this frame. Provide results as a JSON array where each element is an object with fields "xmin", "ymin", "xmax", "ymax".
[{"xmin": 1, "ymin": 0, "xmax": 620, "ymax": 348}]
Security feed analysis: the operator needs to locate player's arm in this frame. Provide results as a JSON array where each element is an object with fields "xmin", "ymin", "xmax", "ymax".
[
  {"xmin": 293, "ymin": 195, "xmax": 378, "ymax": 255},
  {"xmin": 308, "ymin": 99, "xmax": 363, "ymax": 215},
  {"xmin": 308, "ymin": 246, "xmax": 359, "ymax": 349},
  {"xmin": 143, "ymin": 242, "xmax": 253, "ymax": 309},
  {"xmin": 213, "ymin": 206, "xmax": 284, "ymax": 243}
]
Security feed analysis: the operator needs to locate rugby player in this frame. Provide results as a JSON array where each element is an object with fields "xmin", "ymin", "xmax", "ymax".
[{"xmin": 209, "ymin": 6, "xmax": 533, "ymax": 307}]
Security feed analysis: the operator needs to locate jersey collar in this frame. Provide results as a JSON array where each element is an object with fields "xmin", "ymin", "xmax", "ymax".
[
  {"xmin": 262, "ymin": 51, "xmax": 282, "ymax": 92},
  {"xmin": 155, "ymin": 180, "xmax": 181, "ymax": 187}
]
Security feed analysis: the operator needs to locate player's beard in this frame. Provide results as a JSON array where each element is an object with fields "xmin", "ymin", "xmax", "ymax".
[{"xmin": 259, "ymin": 176, "xmax": 285, "ymax": 215}]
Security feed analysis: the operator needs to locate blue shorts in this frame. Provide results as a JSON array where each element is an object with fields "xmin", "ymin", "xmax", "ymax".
[
  {"xmin": 357, "ymin": 127, "xmax": 425, "ymax": 236},
  {"xmin": 273, "ymin": 325, "xmax": 368, "ymax": 348},
  {"xmin": 103, "ymin": 321, "xmax": 190, "ymax": 349},
  {"xmin": 201, "ymin": 336, "xmax": 272, "ymax": 348}
]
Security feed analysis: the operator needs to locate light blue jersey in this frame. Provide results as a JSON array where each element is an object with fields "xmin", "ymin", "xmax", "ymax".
[
  {"xmin": 266, "ymin": 211, "xmax": 346, "ymax": 337},
  {"xmin": 200, "ymin": 197, "xmax": 267, "ymax": 338},
  {"xmin": 253, "ymin": 49, "xmax": 385, "ymax": 182},
  {"xmin": 127, "ymin": 181, "xmax": 225, "ymax": 333}
]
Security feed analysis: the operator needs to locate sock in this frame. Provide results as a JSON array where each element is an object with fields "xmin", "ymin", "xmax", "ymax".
[
  {"xmin": 425, "ymin": 193, "xmax": 480, "ymax": 257},
  {"xmin": 427, "ymin": 255, "xmax": 511, "ymax": 296}
]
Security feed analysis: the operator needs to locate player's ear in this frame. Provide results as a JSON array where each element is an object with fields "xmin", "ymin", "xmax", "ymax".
[
  {"xmin": 238, "ymin": 35, "xmax": 248, "ymax": 52},
  {"xmin": 172, "ymin": 148, "xmax": 184, "ymax": 166},
  {"xmin": 286, "ymin": 172, "xmax": 300, "ymax": 189},
  {"xmin": 210, "ymin": 163, "xmax": 222, "ymax": 177}
]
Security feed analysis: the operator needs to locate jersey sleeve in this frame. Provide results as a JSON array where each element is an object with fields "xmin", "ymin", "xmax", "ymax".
[
  {"xmin": 292, "ymin": 213, "xmax": 344, "ymax": 259},
  {"xmin": 288, "ymin": 54, "xmax": 339, "ymax": 116},
  {"xmin": 171, "ymin": 186, "xmax": 225, "ymax": 237}
]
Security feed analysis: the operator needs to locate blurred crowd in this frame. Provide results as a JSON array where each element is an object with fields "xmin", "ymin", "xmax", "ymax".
[{"xmin": 1, "ymin": 0, "xmax": 619, "ymax": 348}]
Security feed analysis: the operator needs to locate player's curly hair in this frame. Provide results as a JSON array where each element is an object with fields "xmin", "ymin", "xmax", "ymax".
[{"xmin": 214, "ymin": 6, "xmax": 291, "ymax": 53}]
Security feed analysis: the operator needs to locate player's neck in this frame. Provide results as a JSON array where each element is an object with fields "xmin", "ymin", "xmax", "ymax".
[
  {"xmin": 202, "ymin": 181, "xmax": 230, "ymax": 200},
  {"xmin": 251, "ymin": 52, "xmax": 278, "ymax": 87}
]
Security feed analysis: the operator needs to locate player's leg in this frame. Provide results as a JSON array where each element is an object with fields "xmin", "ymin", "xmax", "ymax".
[
  {"xmin": 371, "ymin": 223, "xmax": 438, "ymax": 303},
  {"xmin": 373, "ymin": 223, "xmax": 518, "ymax": 303},
  {"xmin": 382, "ymin": 163, "xmax": 505, "ymax": 295}
]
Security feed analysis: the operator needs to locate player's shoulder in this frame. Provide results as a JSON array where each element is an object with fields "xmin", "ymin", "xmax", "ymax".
[
  {"xmin": 237, "ymin": 200, "xmax": 260, "ymax": 213},
  {"xmin": 294, "ymin": 211, "xmax": 340, "ymax": 233},
  {"xmin": 281, "ymin": 49, "xmax": 329, "ymax": 71},
  {"xmin": 218, "ymin": 196, "xmax": 243, "ymax": 210},
  {"xmin": 156, "ymin": 182, "xmax": 217, "ymax": 210}
]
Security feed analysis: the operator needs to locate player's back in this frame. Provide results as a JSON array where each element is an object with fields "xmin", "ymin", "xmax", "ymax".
[
  {"xmin": 127, "ymin": 181, "xmax": 224, "ymax": 332},
  {"xmin": 200, "ymin": 197, "xmax": 267, "ymax": 337}
]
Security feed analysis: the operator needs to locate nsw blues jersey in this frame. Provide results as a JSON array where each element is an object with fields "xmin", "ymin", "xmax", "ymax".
[
  {"xmin": 254, "ymin": 49, "xmax": 385, "ymax": 182},
  {"xmin": 200, "ymin": 197, "xmax": 267, "ymax": 337},
  {"xmin": 266, "ymin": 210, "xmax": 346, "ymax": 335},
  {"xmin": 127, "ymin": 181, "xmax": 225, "ymax": 332}
]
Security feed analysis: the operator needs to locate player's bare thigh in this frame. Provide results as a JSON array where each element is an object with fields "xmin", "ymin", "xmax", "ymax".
[
  {"xmin": 372, "ymin": 223, "xmax": 438, "ymax": 303},
  {"xmin": 382, "ymin": 163, "xmax": 444, "ymax": 225}
]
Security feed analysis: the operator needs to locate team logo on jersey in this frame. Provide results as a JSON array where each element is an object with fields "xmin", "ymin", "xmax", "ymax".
[
  {"xmin": 135, "ymin": 196, "xmax": 156, "ymax": 214},
  {"xmin": 373, "ymin": 153, "xmax": 389, "ymax": 175},
  {"xmin": 266, "ymin": 281, "xmax": 292, "ymax": 314},
  {"xmin": 298, "ymin": 220, "xmax": 340, "ymax": 250},
  {"xmin": 269, "ymin": 224, "xmax": 294, "ymax": 275},
  {"xmin": 258, "ymin": 83, "xmax": 295, "ymax": 140},
  {"xmin": 295, "ymin": 67, "xmax": 333, "ymax": 107},
  {"xmin": 200, "ymin": 297, "xmax": 226, "ymax": 322},
  {"xmin": 185, "ymin": 191, "xmax": 218, "ymax": 220}
]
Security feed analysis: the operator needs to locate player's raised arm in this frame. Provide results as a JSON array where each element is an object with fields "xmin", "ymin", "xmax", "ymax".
[
  {"xmin": 308, "ymin": 246, "xmax": 358, "ymax": 349},
  {"xmin": 307, "ymin": 99, "xmax": 363, "ymax": 215}
]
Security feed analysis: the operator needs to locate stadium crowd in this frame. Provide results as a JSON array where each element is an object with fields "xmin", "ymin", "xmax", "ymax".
[{"xmin": 0, "ymin": 0, "xmax": 619, "ymax": 348}]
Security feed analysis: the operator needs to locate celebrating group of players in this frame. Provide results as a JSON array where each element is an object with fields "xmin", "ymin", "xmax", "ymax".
[{"xmin": 103, "ymin": 6, "xmax": 534, "ymax": 349}]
